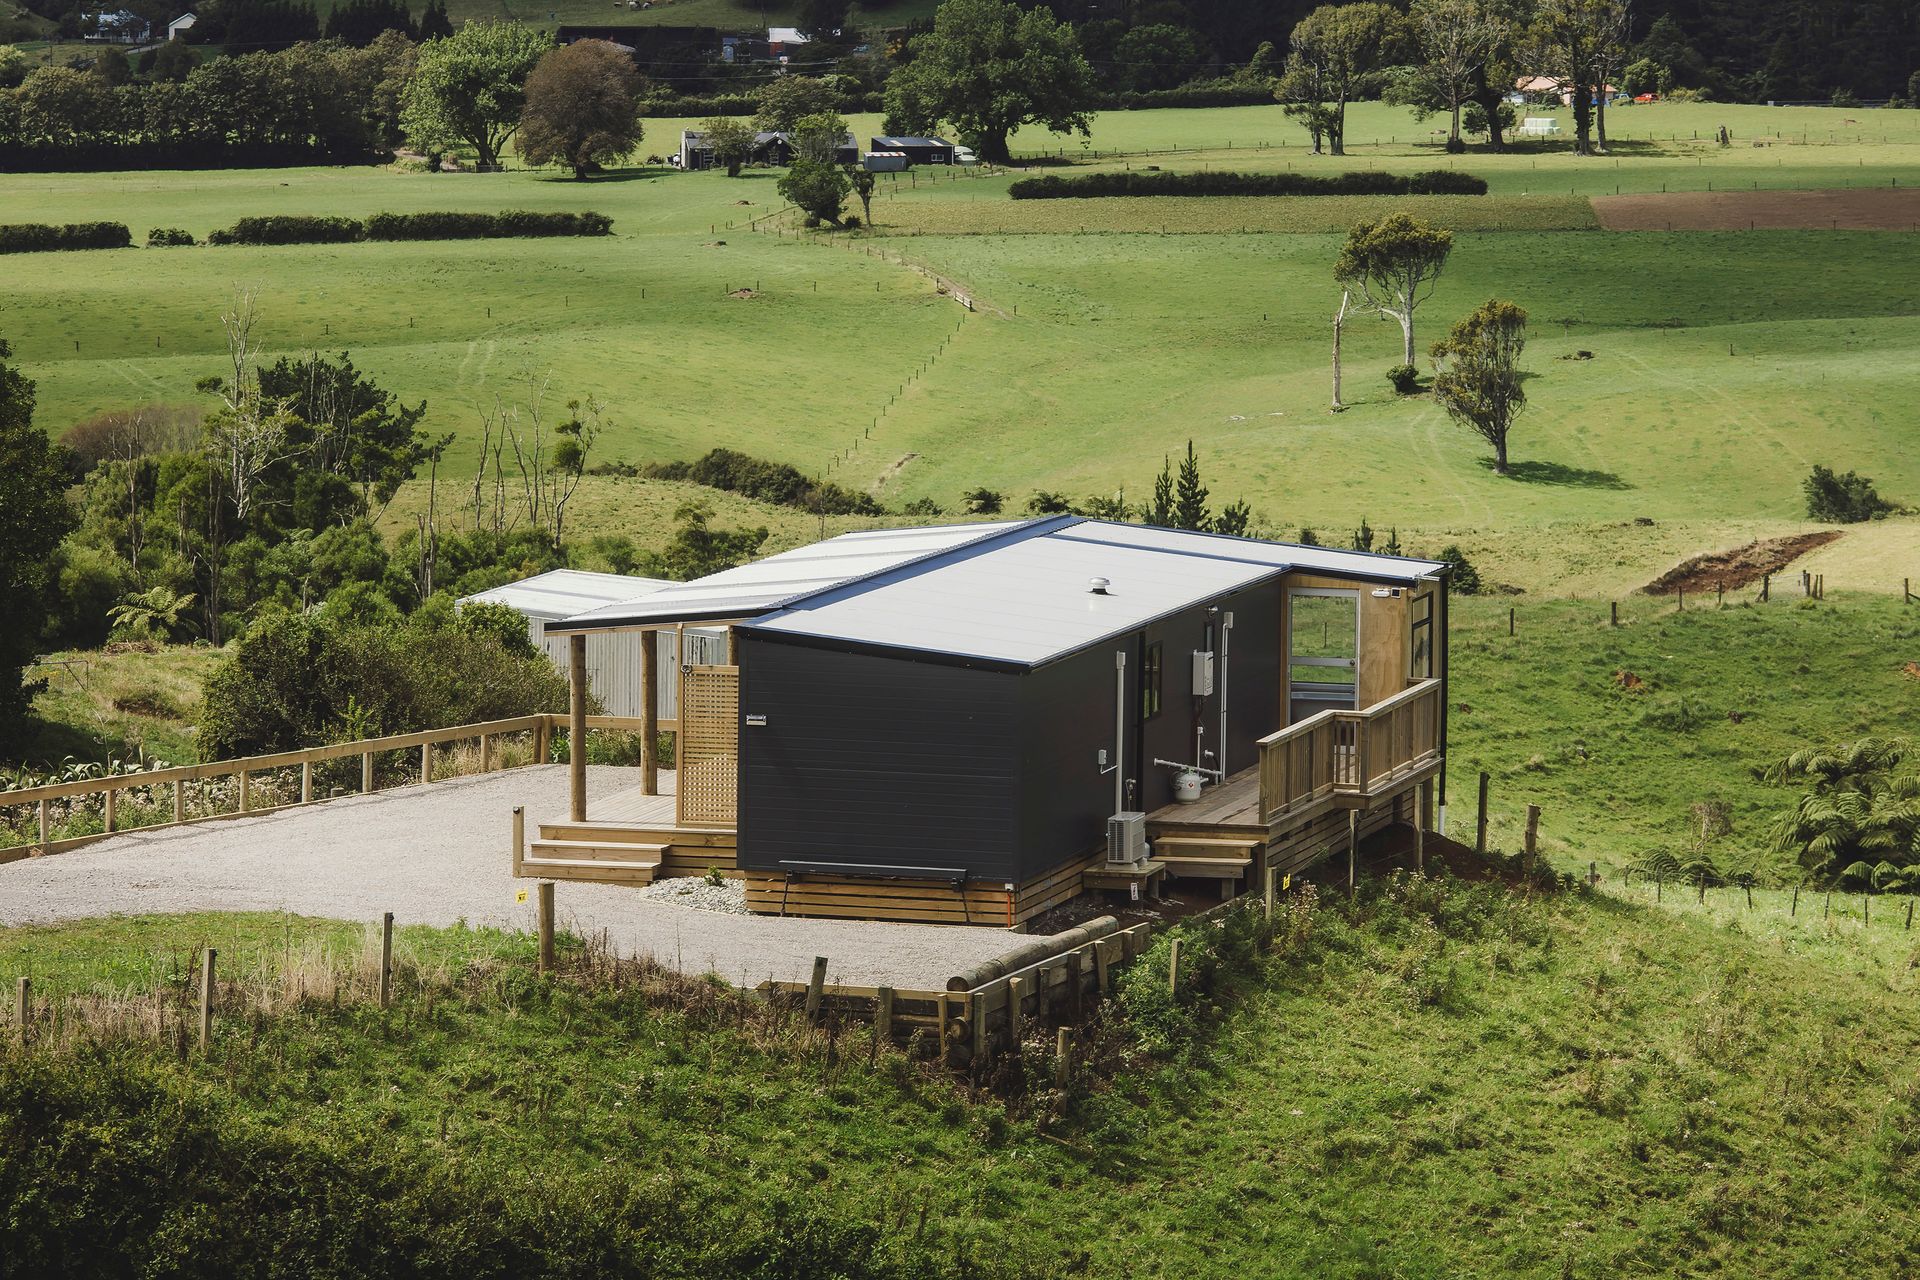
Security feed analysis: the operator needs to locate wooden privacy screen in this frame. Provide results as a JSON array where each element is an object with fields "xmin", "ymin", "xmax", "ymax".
[{"xmin": 676, "ymin": 665, "xmax": 740, "ymax": 828}]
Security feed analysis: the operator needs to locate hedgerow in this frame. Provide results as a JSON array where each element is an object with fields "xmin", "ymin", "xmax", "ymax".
[
  {"xmin": 205, "ymin": 211, "xmax": 615, "ymax": 247},
  {"xmin": 1008, "ymin": 170, "xmax": 1489, "ymax": 199},
  {"xmin": 0, "ymin": 221, "xmax": 132, "ymax": 253}
]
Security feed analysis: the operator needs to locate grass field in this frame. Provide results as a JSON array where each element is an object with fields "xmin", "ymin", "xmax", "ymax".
[
  {"xmin": 3, "ymin": 101, "xmax": 1917, "ymax": 597},
  {"xmin": 9, "ymin": 874, "xmax": 1920, "ymax": 1275}
]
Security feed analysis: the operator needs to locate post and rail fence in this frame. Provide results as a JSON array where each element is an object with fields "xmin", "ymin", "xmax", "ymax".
[{"xmin": 0, "ymin": 712, "xmax": 663, "ymax": 863}]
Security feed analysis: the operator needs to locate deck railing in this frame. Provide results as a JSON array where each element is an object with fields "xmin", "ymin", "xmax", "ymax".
[
  {"xmin": 0, "ymin": 713, "xmax": 659, "ymax": 863},
  {"xmin": 1256, "ymin": 679, "xmax": 1441, "ymax": 824}
]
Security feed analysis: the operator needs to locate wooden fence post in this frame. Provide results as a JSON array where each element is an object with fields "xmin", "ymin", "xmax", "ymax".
[
  {"xmin": 970, "ymin": 990, "xmax": 988, "ymax": 1064},
  {"xmin": 1347, "ymin": 811, "xmax": 1358, "ymax": 896},
  {"xmin": 14, "ymin": 977, "xmax": 26, "ymax": 1048},
  {"xmin": 1264, "ymin": 863, "xmax": 1276, "ymax": 918},
  {"xmin": 1094, "ymin": 937, "xmax": 1111, "ymax": 994},
  {"xmin": 420, "ymin": 743, "xmax": 431, "ymax": 786},
  {"xmin": 511, "ymin": 806, "xmax": 525, "ymax": 877},
  {"xmin": 537, "ymin": 883, "xmax": 555, "ymax": 974},
  {"xmin": 481, "ymin": 733, "xmax": 494, "ymax": 773},
  {"xmin": 379, "ymin": 911, "xmax": 394, "ymax": 1009},
  {"xmin": 1055, "ymin": 1027, "xmax": 1073, "ymax": 1088},
  {"xmin": 173, "ymin": 780, "xmax": 185, "ymax": 824},
  {"xmin": 1791, "ymin": 883, "xmax": 1799, "ymax": 916},
  {"xmin": 875, "ymin": 986, "xmax": 894, "ymax": 1045},
  {"xmin": 1475, "ymin": 772, "xmax": 1489, "ymax": 854},
  {"xmin": 1167, "ymin": 938, "xmax": 1182, "ymax": 995},
  {"xmin": 1509, "ymin": 607, "xmax": 1516, "ymax": 636},
  {"xmin": 198, "ymin": 947, "xmax": 216, "ymax": 1050},
  {"xmin": 1008, "ymin": 975, "xmax": 1026, "ymax": 1048},
  {"xmin": 805, "ymin": 955, "xmax": 827, "ymax": 1021},
  {"xmin": 1523, "ymin": 804, "xmax": 1541, "ymax": 873},
  {"xmin": 103, "ymin": 785, "xmax": 116, "ymax": 834},
  {"xmin": 361, "ymin": 752, "xmax": 373, "ymax": 794},
  {"xmin": 1610, "ymin": 601, "xmax": 1618, "ymax": 626},
  {"xmin": 36, "ymin": 798, "xmax": 47, "ymax": 852},
  {"xmin": 300, "ymin": 760, "xmax": 313, "ymax": 804},
  {"xmin": 1761, "ymin": 573, "xmax": 1770, "ymax": 602},
  {"xmin": 239, "ymin": 770, "xmax": 250, "ymax": 813}
]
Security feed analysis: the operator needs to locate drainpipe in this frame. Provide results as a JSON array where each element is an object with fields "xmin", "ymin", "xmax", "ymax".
[
  {"xmin": 1112, "ymin": 649, "xmax": 1127, "ymax": 815},
  {"xmin": 1217, "ymin": 610, "xmax": 1233, "ymax": 777}
]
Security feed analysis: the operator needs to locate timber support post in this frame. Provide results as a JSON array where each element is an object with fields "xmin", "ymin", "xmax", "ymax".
[
  {"xmin": 641, "ymin": 629, "xmax": 659, "ymax": 796},
  {"xmin": 537, "ymin": 883, "xmax": 555, "ymax": 973},
  {"xmin": 805, "ymin": 955, "xmax": 827, "ymax": 1022},
  {"xmin": 568, "ymin": 633, "xmax": 588, "ymax": 823},
  {"xmin": 511, "ymin": 806, "xmax": 525, "ymax": 876}
]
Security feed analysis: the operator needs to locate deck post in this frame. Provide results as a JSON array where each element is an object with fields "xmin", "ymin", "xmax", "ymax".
[
  {"xmin": 640, "ymin": 629, "xmax": 659, "ymax": 797},
  {"xmin": 568, "ymin": 633, "xmax": 588, "ymax": 823}
]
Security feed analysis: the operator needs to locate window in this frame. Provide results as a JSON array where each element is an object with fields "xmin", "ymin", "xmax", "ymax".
[
  {"xmin": 1141, "ymin": 642, "xmax": 1163, "ymax": 720},
  {"xmin": 1408, "ymin": 593, "xmax": 1433, "ymax": 681}
]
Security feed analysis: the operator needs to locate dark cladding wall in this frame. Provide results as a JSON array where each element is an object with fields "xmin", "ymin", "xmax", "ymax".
[
  {"xmin": 737, "ymin": 635, "xmax": 1023, "ymax": 882},
  {"xmin": 1132, "ymin": 582, "xmax": 1284, "ymax": 813},
  {"xmin": 1017, "ymin": 638, "xmax": 1135, "ymax": 879}
]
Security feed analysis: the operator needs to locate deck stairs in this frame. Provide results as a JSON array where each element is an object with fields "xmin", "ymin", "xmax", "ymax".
[{"xmin": 524, "ymin": 817, "xmax": 672, "ymax": 885}]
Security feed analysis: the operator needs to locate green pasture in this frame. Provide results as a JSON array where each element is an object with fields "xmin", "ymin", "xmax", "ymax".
[{"xmin": 2, "ymin": 102, "xmax": 1917, "ymax": 596}]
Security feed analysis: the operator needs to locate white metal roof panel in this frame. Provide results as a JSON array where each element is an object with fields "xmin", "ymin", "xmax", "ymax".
[
  {"xmin": 746, "ymin": 527, "xmax": 1279, "ymax": 665},
  {"xmin": 1057, "ymin": 522, "xmax": 1445, "ymax": 582},
  {"xmin": 460, "ymin": 569, "xmax": 674, "ymax": 621},
  {"xmin": 549, "ymin": 522, "xmax": 1023, "ymax": 630}
]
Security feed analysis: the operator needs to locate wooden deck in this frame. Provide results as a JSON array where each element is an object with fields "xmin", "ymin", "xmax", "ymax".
[{"xmin": 520, "ymin": 772, "xmax": 739, "ymax": 886}]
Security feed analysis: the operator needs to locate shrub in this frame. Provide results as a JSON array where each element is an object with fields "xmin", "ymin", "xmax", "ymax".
[
  {"xmin": 1436, "ymin": 545, "xmax": 1481, "ymax": 594},
  {"xmin": 210, "ymin": 215, "xmax": 364, "ymax": 246},
  {"xmin": 1387, "ymin": 364, "xmax": 1421, "ymax": 395},
  {"xmin": 1804, "ymin": 464, "xmax": 1895, "ymax": 523},
  {"xmin": 962, "ymin": 487, "xmax": 1005, "ymax": 515},
  {"xmin": 0, "ymin": 221, "xmax": 132, "ymax": 253},
  {"xmin": 362, "ymin": 209, "xmax": 613, "ymax": 240},
  {"xmin": 643, "ymin": 448, "xmax": 884, "ymax": 516},
  {"xmin": 1007, "ymin": 170, "xmax": 1488, "ymax": 200},
  {"xmin": 145, "ymin": 227, "xmax": 194, "ymax": 247}
]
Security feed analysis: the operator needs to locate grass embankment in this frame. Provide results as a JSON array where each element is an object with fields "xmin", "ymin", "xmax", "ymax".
[
  {"xmin": 11, "ymin": 644, "xmax": 220, "ymax": 770},
  {"xmin": 1449, "ymin": 593, "xmax": 1920, "ymax": 877},
  {"xmin": 7, "ymin": 871, "xmax": 1920, "ymax": 1276}
]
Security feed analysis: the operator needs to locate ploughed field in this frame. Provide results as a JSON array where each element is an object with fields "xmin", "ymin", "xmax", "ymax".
[{"xmin": 4, "ymin": 100, "xmax": 1918, "ymax": 595}]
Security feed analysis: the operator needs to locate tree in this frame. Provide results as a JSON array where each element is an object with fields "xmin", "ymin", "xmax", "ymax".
[
  {"xmin": 792, "ymin": 0, "xmax": 850, "ymax": 37},
  {"xmin": 401, "ymin": 20, "xmax": 553, "ymax": 171},
  {"xmin": 150, "ymin": 37, "xmax": 195, "ymax": 83},
  {"xmin": 325, "ymin": 0, "xmax": 414, "ymax": 46},
  {"xmin": 416, "ymin": 0, "xmax": 453, "ymax": 40},
  {"xmin": 92, "ymin": 45, "xmax": 132, "ymax": 85},
  {"xmin": 1527, "ymin": 0, "xmax": 1627, "ymax": 157},
  {"xmin": 518, "ymin": 40, "xmax": 643, "ymax": 179},
  {"xmin": 1335, "ymin": 213, "xmax": 1455, "ymax": 369},
  {"xmin": 1430, "ymin": 299, "xmax": 1528, "ymax": 474},
  {"xmin": 1803, "ymin": 465, "xmax": 1895, "ymax": 523},
  {"xmin": 1408, "ymin": 0, "xmax": 1506, "ymax": 149},
  {"xmin": 778, "ymin": 158, "xmax": 850, "ymax": 225},
  {"xmin": 1147, "ymin": 457, "xmax": 1174, "ymax": 526},
  {"xmin": 0, "ymin": 339, "xmax": 77, "ymax": 743},
  {"xmin": 1277, "ymin": 3, "xmax": 1405, "ymax": 156},
  {"xmin": 962, "ymin": 487, "xmax": 1004, "ymax": 515},
  {"xmin": 881, "ymin": 0, "xmax": 1097, "ymax": 166},
  {"xmin": 788, "ymin": 110, "xmax": 849, "ymax": 165},
  {"xmin": 1765, "ymin": 738, "xmax": 1920, "ymax": 882},
  {"xmin": 753, "ymin": 74, "xmax": 839, "ymax": 132},
  {"xmin": 1173, "ymin": 439, "xmax": 1212, "ymax": 532},
  {"xmin": 1114, "ymin": 23, "xmax": 1205, "ymax": 93},
  {"xmin": 848, "ymin": 165, "xmax": 875, "ymax": 223},
  {"xmin": 107, "ymin": 585, "xmax": 197, "ymax": 643},
  {"xmin": 700, "ymin": 115, "xmax": 757, "ymax": 176}
]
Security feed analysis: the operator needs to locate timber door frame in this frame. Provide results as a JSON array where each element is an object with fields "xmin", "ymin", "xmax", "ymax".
[{"xmin": 1287, "ymin": 587, "xmax": 1361, "ymax": 721}]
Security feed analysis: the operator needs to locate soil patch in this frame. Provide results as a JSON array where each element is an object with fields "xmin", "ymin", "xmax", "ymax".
[
  {"xmin": 1593, "ymin": 187, "xmax": 1920, "ymax": 231},
  {"xmin": 1643, "ymin": 531, "xmax": 1842, "ymax": 595}
]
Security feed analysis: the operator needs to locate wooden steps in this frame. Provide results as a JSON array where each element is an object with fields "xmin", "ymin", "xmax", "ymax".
[{"xmin": 523, "ymin": 839, "xmax": 664, "ymax": 885}]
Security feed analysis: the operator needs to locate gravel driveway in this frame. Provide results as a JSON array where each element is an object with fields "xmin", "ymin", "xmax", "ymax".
[{"xmin": 0, "ymin": 765, "xmax": 1028, "ymax": 989}]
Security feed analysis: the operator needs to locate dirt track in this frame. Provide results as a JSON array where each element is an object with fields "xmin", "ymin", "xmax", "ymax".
[
  {"xmin": 1593, "ymin": 187, "xmax": 1920, "ymax": 231},
  {"xmin": 1643, "ymin": 531, "xmax": 1842, "ymax": 595}
]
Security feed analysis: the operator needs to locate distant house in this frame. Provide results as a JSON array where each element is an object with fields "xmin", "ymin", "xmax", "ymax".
[
  {"xmin": 869, "ymin": 136, "xmax": 956, "ymax": 165},
  {"xmin": 166, "ymin": 10, "xmax": 195, "ymax": 39},
  {"xmin": 459, "ymin": 570, "xmax": 726, "ymax": 723},
  {"xmin": 678, "ymin": 128, "xmax": 858, "ymax": 170},
  {"xmin": 1514, "ymin": 75, "xmax": 1617, "ymax": 106},
  {"xmin": 766, "ymin": 25, "xmax": 812, "ymax": 58},
  {"xmin": 83, "ymin": 8, "xmax": 151, "ymax": 41}
]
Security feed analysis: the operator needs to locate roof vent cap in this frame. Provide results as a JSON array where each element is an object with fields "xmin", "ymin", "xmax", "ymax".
[{"xmin": 1089, "ymin": 577, "xmax": 1111, "ymax": 595}]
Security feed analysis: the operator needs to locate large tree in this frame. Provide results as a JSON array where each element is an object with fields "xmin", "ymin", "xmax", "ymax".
[
  {"xmin": 699, "ymin": 115, "xmax": 757, "ymax": 176},
  {"xmin": 517, "ymin": 39, "xmax": 643, "ymax": 179},
  {"xmin": 1277, "ymin": 2, "xmax": 1405, "ymax": 156},
  {"xmin": 1335, "ymin": 213, "xmax": 1455, "ymax": 369},
  {"xmin": 881, "ymin": 0, "xmax": 1097, "ymax": 166},
  {"xmin": 1526, "ymin": 0, "xmax": 1627, "ymax": 157},
  {"xmin": 401, "ymin": 20, "xmax": 552, "ymax": 171},
  {"xmin": 1405, "ymin": 0, "xmax": 1507, "ymax": 150},
  {"xmin": 1430, "ymin": 299, "xmax": 1528, "ymax": 474},
  {"xmin": 0, "ymin": 339, "xmax": 78, "ymax": 743},
  {"xmin": 753, "ymin": 74, "xmax": 839, "ymax": 132}
]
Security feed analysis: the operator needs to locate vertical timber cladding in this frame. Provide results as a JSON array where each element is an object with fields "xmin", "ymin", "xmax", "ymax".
[
  {"xmin": 676, "ymin": 665, "xmax": 739, "ymax": 828},
  {"xmin": 1280, "ymin": 572, "xmax": 1415, "ymax": 714},
  {"xmin": 737, "ymin": 633, "xmax": 1023, "ymax": 881}
]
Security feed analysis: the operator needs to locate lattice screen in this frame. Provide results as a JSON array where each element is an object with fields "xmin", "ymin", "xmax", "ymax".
[{"xmin": 676, "ymin": 664, "xmax": 739, "ymax": 828}]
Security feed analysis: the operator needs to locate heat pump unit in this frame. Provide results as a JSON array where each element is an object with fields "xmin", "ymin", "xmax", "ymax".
[
  {"xmin": 1106, "ymin": 812, "xmax": 1148, "ymax": 867},
  {"xmin": 1191, "ymin": 649, "xmax": 1215, "ymax": 696}
]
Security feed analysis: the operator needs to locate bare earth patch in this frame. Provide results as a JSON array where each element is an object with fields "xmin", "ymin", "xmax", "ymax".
[
  {"xmin": 1593, "ymin": 187, "xmax": 1920, "ymax": 231},
  {"xmin": 1643, "ymin": 531, "xmax": 1843, "ymax": 595}
]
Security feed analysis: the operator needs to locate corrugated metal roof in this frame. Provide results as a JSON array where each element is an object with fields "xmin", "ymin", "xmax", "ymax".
[
  {"xmin": 548, "ymin": 518, "xmax": 1445, "ymax": 668},
  {"xmin": 460, "ymin": 569, "xmax": 674, "ymax": 622},
  {"xmin": 547, "ymin": 522, "xmax": 1026, "ymax": 630}
]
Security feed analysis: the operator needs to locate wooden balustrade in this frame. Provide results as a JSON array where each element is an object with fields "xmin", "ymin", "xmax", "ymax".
[
  {"xmin": 1257, "ymin": 680, "xmax": 1440, "ymax": 824},
  {"xmin": 0, "ymin": 712, "xmax": 667, "ymax": 863}
]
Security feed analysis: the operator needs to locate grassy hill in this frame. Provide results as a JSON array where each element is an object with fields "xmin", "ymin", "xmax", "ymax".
[
  {"xmin": 2, "ymin": 102, "xmax": 1915, "ymax": 596},
  {"xmin": 7, "ymin": 868, "xmax": 1920, "ymax": 1276}
]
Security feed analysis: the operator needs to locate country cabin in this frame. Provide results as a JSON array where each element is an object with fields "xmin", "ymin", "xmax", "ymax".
[{"xmin": 516, "ymin": 517, "xmax": 1451, "ymax": 926}]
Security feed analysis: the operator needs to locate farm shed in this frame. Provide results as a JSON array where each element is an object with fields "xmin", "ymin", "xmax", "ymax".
[
  {"xmin": 460, "ymin": 570, "xmax": 724, "ymax": 723},
  {"xmin": 522, "ymin": 520, "xmax": 1451, "ymax": 927},
  {"xmin": 869, "ymin": 136, "xmax": 956, "ymax": 165}
]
